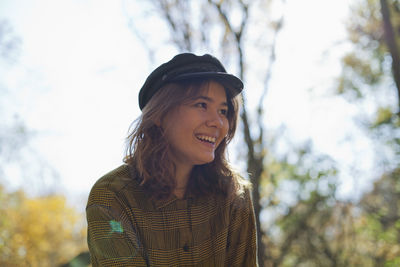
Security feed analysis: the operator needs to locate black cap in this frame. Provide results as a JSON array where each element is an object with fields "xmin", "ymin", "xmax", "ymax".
[{"xmin": 138, "ymin": 53, "xmax": 243, "ymax": 110}]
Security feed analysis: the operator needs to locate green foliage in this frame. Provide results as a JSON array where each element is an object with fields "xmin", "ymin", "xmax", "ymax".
[
  {"xmin": 108, "ymin": 0, "xmax": 400, "ymax": 266},
  {"xmin": 258, "ymin": 141, "xmax": 342, "ymax": 266},
  {"xmin": 338, "ymin": 0, "xmax": 400, "ymax": 232},
  {"xmin": 355, "ymin": 168, "xmax": 400, "ymax": 265},
  {"xmin": 337, "ymin": 0, "xmax": 397, "ymax": 104},
  {"xmin": 257, "ymin": 136, "xmax": 400, "ymax": 266}
]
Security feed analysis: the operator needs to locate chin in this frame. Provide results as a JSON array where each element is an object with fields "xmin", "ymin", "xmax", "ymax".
[{"xmin": 196, "ymin": 156, "xmax": 215, "ymax": 165}]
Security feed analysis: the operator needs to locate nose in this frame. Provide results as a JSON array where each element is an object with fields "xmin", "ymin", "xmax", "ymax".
[{"xmin": 206, "ymin": 110, "xmax": 224, "ymax": 128}]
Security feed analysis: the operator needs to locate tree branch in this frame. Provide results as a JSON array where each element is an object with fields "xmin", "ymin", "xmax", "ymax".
[
  {"xmin": 207, "ymin": 1, "xmax": 266, "ymax": 265},
  {"xmin": 156, "ymin": 0, "xmax": 192, "ymax": 51}
]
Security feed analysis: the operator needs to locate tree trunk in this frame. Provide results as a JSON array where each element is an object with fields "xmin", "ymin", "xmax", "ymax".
[{"xmin": 380, "ymin": 0, "xmax": 400, "ymax": 114}]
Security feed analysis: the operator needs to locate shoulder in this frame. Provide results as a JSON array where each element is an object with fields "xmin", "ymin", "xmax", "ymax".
[
  {"xmin": 87, "ymin": 164, "xmax": 139, "ymax": 208},
  {"xmin": 228, "ymin": 183, "xmax": 253, "ymax": 213}
]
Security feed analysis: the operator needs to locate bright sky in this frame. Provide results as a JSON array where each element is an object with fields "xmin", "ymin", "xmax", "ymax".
[{"xmin": 1, "ymin": 0, "xmax": 373, "ymax": 210}]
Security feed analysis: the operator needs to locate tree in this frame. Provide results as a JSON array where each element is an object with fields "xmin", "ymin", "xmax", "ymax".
[
  {"xmin": 380, "ymin": 0, "xmax": 400, "ymax": 107},
  {"xmin": 0, "ymin": 19, "xmax": 59, "ymax": 194},
  {"xmin": 259, "ymin": 141, "xmax": 344, "ymax": 266},
  {"xmin": 337, "ymin": 0, "xmax": 400, "ymax": 167},
  {"xmin": 0, "ymin": 20, "xmax": 20, "ymax": 63},
  {"xmin": 0, "ymin": 185, "xmax": 87, "ymax": 266},
  {"xmin": 357, "ymin": 168, "xmax": 400, "ymax": 266},
  {"xmin": 127, "ymin": 1, "xmax": 286, "ymax": 264},
  {"xmin": 0, "ymin": 20, "xmax": 25, "ymax": 177},
  {"xmin": 0, "ymin": 19, "xmax": 88, "ymax": 266},
  {"xmin": 333, "ymin": 0, "xmax": 400, "ymax": 265}
]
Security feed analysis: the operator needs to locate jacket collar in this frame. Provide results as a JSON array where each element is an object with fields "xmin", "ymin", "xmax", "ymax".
[{"xmin": 154, "ymin": 191, "xmax": 195, "ymax": 210}]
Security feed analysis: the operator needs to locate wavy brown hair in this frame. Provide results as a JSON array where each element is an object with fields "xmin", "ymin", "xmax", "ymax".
[{"xmin": 125, "ymin": 79, "xmax": 248, "ymax": 200}]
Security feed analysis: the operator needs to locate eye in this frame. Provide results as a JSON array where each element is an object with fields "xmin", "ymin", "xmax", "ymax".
[
  {"xmin": 219, "ymin": 109, "xmax": 228, "ymax": 116},
  {"xmin": 195, "ymin": 102, "xmax": 207, "ymax": 109}
]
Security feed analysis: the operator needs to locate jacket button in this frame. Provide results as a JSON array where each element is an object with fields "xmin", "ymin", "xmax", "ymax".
[{"xmin": 183, "ymin": 244, "xmax": 189, "ymax": 252}]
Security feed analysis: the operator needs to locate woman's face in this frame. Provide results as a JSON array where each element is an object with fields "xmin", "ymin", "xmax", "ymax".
[{"xmin": 162, "ymin": 81, "xmax": 230, "ymax": 169}]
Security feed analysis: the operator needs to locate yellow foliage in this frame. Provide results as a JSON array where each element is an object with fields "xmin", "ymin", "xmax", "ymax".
[
  {"xmin": 374, "ymin": 106, "xmax": 393, "ymax": 126},
  {"xmin": 0, "ymin": 185, "xmax": 87, "ymax": 266}
]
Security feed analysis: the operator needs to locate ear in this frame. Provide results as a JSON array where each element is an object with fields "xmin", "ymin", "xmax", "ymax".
[
  {"xmin": 153, "ymin": 113, "xmax": 166, "ymax": 129},
  {"xmin": 153, "ymin": 117, "xmax": 161, "ymax": 127},
  {"xmin": 155, "ymin": 107, "xmax": 175, "ymax": 128}
]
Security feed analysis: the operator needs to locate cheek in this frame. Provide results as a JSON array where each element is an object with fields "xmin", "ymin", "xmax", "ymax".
[
  {"xmin": 221, "ymin": 118, "xmax": 230, "ymax": 139},
  {"xmin": 215, "ymin": 121, "xmax": 230, "ymax": 149}
]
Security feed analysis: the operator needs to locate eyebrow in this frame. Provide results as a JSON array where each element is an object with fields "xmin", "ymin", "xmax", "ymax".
[{"xmin": 193, "ymin": 96, "xmax": 228, "ymax": 107}]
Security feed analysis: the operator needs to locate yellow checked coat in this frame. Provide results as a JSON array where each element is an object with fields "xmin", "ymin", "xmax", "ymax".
[{"xmin": 86, "ymin": 164, "xmax": 258, "ymax": 266}]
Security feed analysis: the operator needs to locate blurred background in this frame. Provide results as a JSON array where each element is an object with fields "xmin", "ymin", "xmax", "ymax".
[{"xmin": 1, "ymin": 0, "xmax": 399, "ymax": 266}]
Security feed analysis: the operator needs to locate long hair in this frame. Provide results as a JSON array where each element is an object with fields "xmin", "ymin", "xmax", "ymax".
[{"xmin": 125, "ymin": 79, "xmax": 248, "ymax": 200}]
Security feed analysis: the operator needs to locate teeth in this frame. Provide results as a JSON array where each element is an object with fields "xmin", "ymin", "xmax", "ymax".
[{"xmin": 196, "ymin": 135, "xmax": 216, "ymax": 143}]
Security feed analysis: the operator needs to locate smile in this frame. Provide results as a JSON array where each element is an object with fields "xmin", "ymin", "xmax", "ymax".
[{"xmin": 195, "ymin": 134, "xmax": 216, "ymax": 144}]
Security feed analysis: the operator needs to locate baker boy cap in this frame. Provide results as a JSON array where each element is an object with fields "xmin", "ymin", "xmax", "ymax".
[{"xmin": 138, "ymin": 53, "xmax": 243, "ymax": 110}]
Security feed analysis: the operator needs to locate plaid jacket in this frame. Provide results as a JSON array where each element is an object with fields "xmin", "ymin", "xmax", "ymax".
[{"xmin": 86, "ymin": 164, "xmax": 257, "ymax": 266}]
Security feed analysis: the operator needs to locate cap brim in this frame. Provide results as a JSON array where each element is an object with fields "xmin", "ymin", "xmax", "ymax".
[{"xmin": 170, "ymin": 72, "xmax": 243, "ymax": 97}]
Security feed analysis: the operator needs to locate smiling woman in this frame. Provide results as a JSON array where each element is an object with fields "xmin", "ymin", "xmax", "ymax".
[{"xmin": 86, "ymin": 53, "xmax": 258, "ymax": 266}]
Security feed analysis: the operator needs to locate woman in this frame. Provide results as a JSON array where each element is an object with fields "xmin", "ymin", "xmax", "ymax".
[{"xmin": 86, "ymin": 53, "xmax": 258, "ymax": 266}]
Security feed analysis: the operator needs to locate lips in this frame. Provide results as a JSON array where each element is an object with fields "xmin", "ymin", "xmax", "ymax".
[{"xmin": 195, "ymin": 134, "xmax": 217, "ymax": 144}]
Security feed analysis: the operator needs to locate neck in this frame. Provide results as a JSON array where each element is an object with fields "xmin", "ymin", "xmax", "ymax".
[
  {"xmin": 174, "ymin": 163, "xmax": 192, "ymax": 188},
  {"xmin": 173, "ymin": 162, "xmax": 193, "ymax": 199}
]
